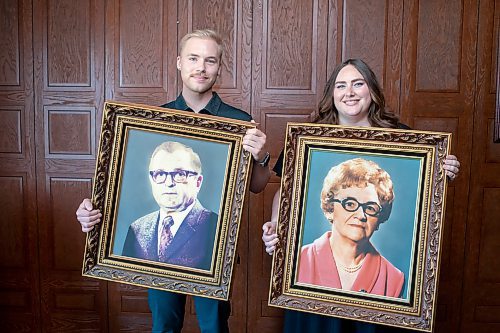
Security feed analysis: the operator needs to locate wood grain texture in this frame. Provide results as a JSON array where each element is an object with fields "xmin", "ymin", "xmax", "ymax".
[
  {"xmin": 416, "ymin": 0, "xmax": 461, "ymax": 92},
  {"xmin": 0, "ymin": 108, "xmax": 22, "ymax": 154},
  {"xmin": 119, "ymin": 0, "xmax": 163, "ymax": 88},
  {"xmin": 45, "ymin": 107, "xmax": 95, "ymax": 158},
  {"xmin": 342, "ymin": 0, "xmax": 387, "ymax": 85},
  {"xmin": 0, "ymin": 0, "xmax": 20, "ymax": 86},
  {"xmin": 0, "ymin": 0, "xmax": 39, "ymax": 332},
  {"xmin": 1, "ymin": 0, "xmax": 500, "ymax": 331},
  {"xmin": 46, "ymin": 0, "xmax": 91, "ymax": 87},
  {"xmin": 266, "ymin": 0, "xmax": 314, "ymax": 90},
  {"xmin": 460, "ymin": 0, "xmax": 500, "ymax": 332}
]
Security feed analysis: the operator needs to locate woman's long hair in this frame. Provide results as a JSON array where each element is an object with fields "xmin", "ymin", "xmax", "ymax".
[{"xmin": 314, "ymin": 58, "xmax": 399, "ymax": 128}]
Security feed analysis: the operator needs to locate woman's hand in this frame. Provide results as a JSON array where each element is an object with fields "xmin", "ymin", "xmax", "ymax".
[
  {"xmin": 76, "ymin": 198, "xmax": 102, "ymax": 232},
  {"xmin": 443, "ymin": 155, "xmax": 460, "ymax": 181},
  {"xmin": 262, "ymin": 221, "xmax": 279, "ymax": 255}
]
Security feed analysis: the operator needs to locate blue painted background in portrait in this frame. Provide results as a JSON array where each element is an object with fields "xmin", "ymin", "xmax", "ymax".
[
  {"xmin": 300, "ymin": 149, "xmax": 422, "ymax": 300},
  {"xmin": 111, "ymin": 128, "xmax": 230, "ymax": 255}
]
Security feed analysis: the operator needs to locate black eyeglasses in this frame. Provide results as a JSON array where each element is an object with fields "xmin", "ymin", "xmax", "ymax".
[
  {"xmin": 332, "ymin": 197, "xmax": 382, "ymax": 217},
  {"xmin": 149, "ymin": 169, "xmax": 198, "ymax": 184}
]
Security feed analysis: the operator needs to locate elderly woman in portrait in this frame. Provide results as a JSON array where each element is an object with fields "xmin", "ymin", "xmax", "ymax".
[{"xmin": 297, "ymin": 157, "xmax": 404, "ymax": 298}]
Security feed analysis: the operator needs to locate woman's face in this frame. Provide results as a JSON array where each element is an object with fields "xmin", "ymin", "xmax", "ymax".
[
  {"xmin": 330, "ymin": 184, "xmax": 381, "ymax": 243},
  {"xmin": 333, "ymin": 64, "xmax": 372, "ymax": 125}
]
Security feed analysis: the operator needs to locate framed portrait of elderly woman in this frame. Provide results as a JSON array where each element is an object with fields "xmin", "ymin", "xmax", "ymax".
[
  {"xmin": 268, "ymin": 123, "xmax": 451, "ymax": 332},
  {"xmin": 82, "ymin": 101, "xmax": 254, "ymax": 301}
]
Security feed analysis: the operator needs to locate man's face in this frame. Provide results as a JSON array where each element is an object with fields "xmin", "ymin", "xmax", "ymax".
[
  {"xmin": 149, "ymin": 149, "xmax": 203, "ymax": 213},
  {"xmin": 177, "ymin": 37, "xmax": 221, "ymax": 94}
]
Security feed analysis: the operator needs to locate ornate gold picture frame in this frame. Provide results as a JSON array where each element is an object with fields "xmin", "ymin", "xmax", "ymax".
[
  {"xmin": 82, "ymin": 101, "xmax": 254, "ymax": 301},
  {"xmin": 269, "ymin": 123, "xmax": 451, "ymax": 332}
]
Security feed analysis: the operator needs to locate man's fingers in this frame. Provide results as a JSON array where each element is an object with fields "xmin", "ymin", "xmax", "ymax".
[{"xmin": 83, "ymin": 198, "xmax": 93, "ymax": 210}]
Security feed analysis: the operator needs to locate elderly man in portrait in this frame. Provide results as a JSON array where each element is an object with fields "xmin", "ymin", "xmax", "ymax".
[{"xmin": 122, "ymin": 141, "xmax": 218, "ymax": 271}]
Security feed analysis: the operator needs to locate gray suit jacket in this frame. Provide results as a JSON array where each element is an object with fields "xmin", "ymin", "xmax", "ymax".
[{"xmin": 122, "ymin": 200, "xmax": 218, "ymax": 270}]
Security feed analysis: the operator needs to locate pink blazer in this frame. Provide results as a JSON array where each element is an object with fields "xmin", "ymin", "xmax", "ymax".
[{"xmin": 297, "ymin": 231, "xmax": 404, "ymax": 297}]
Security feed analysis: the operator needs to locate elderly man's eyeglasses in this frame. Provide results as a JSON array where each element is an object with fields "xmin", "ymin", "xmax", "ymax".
[
  {"xmin": 149, "ymin": 169, "xmax": 198, "ymax": 184},
  {"xmin": 332, "ymin": 197, "xmax": 382, "ymax": 217}
]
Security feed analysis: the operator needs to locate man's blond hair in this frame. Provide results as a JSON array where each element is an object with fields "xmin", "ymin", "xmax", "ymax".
[{"xmin": 179, "ymin": 29, "xmax": 223, "ymax": 59}]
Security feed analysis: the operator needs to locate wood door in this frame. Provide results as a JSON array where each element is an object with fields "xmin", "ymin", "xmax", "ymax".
[
  {"xmin": 32, "ymin": 0, "xmax": 107, "ymax": 331},
  {"xmin": 399, "ymin": 0, "xmax": 477, "ymax": 331},
  {"xmin": 0, "ymin": 0, "xmax": 39, "ymax": 331},
  {"xmin": 2, "ymin": 1, "xmax": 500, "ymax": 332},
  {"xmin": 461, "ymin": 0, "xmax": 500, "ymax": 332}
]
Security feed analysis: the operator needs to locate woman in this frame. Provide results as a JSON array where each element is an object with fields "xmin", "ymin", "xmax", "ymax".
[
  {"xmin": 262, "ymin": 58, "xmax": 460, "ymax": 332},
  {"xmin": 297, "ymin": 158, "xmax": 404, "ymax": 297}
]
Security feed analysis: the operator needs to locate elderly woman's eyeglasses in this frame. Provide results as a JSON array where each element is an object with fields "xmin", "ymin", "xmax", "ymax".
[
  {"xmin": 149, "ymin": 169, "xmax": 198, "ymax": 184},
  {"xmin": 332, "ymin": 197, "xmax": 382, "ymax": 217}
]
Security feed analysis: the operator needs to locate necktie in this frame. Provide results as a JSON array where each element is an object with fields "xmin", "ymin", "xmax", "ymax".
[{"xmin": 158, "ymin": 216, "xmax": 174, "ymax": 262}]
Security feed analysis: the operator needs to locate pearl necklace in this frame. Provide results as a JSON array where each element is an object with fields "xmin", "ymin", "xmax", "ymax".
[{"xmin": 336, "ymin": 258, "xmax": 364, "ymax": 274}]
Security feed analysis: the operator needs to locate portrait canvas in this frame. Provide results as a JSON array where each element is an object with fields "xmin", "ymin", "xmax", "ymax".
[
  {"xmin": 299, "ymin": 149, "xmax": 422, "ymax": 301},
  {"xmin": 269, "ymin": 123, "xmax": 451, "ymax": 332},
  {"xmin": 82, "ymin": 101, "xmax": 254, "ymax": 300},
  {"xmin": 111, "ymin": 129, "xmax": 229, "ymax": 271}
]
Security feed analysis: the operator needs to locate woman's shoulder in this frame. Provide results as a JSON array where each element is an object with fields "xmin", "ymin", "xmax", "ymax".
[
  {"xmin": 396, "ymin": 122, "xmax": 411, "ymax": 130},
  {"xmin": 379, "ymin": 255, "xmax": 403, "ymax": 277},
  {"xmin": 301, "ymin": 232, "xmax": 331, "ymax": 255},
  {"xmin": 379, "ymin": 255, "xmax": 405, "ymax": 296}
]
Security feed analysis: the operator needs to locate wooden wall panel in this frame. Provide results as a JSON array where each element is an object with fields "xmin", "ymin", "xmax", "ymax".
[
  {"xmin": 1, "ymin": 0, "xmax": 500, "ymax": 332},
  {"xmin": 119, "ymin": 0, "xmax": 164, "ymax": 88},
  {"xmin": 266, "ymin": 0, "xmax": 313, "ymax": 90},
  {"xmin": 46, "ymin": 0, "xmax": 91, "ymax": 87},
  {"xmin": 0, "ymin": 0, "xmax": 21, "ymax": 86},
  {"xmin": 0, "ymin": 176, "xmax": 26, "ymax": 267},
  {"xmin": 461, "ymin": 0, "xmax": 500, "ymax": 331},
  {"xmin": 416, "ymin": 0, "xmax": 461, "ymax": 92},
  {"xmin": 0, "ymin": 0, "xmax": 38, "ymax": 331},
  {"xmin": 33, "ymin": 0, "xmax": 107, "ymax": 331},
  {"xmin": 477, "ymin": 188, "xmax": 500, "ymax": 281},
  {"xmin": 44, "ymin": 107, "xmax": 95, "ymax": 158},
  {"xmin": 107, "ymin": 0, "xmax": 177, "ymax": 105},
  {"xmin": 400, "ymin": 0, "xmax": 477, "ymax": 332},
  {"xmin": 0, "ymin": 107, "xmax": 22, "ymax": 154}
]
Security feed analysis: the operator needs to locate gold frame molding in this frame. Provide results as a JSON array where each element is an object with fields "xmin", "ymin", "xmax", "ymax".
[
  {"xmin": 82, "ymin": 101, "xmax": 254, "ymax": 301},
  {"xmin": 269, "ymin": 123, "xmax": 451, "ymax": 332}
]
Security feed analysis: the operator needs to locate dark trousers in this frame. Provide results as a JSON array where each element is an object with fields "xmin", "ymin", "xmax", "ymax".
[
  {"xmin": 148, "ymin": 289, "xmax": 230, "ymax": 333},
  {"xmin": 283, "ymin": 310, "xmax": 411, "ymax": 332}
]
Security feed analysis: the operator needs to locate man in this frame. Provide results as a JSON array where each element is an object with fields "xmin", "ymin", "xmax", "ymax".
[
  {"xmin": 122, "ymin": 141, "xmax": 218, "ymax": 271},
  {"xmin": 77, "ymin": 29, "xmax": 271, "ymax": 333}
]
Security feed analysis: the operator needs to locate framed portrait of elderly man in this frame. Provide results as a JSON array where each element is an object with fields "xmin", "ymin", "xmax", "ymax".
[
  {"xmin": 82, "ymin": 101, "xmax": 254, "ymax": 300},
  {"xmin": 268, "ymin": 123, "xmax": 451, "ymax": 332}
]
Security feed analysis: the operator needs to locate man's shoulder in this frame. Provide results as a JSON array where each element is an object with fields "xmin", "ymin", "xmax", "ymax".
[
  {"xmin": 131, "ymin": 211, "xmax": 158, "ymax": 227},
  {"xmin": 217, "ymin": 101, "xmax": 252, "ymax": 121},
  {"xmin": 397, "ymin": 122, "xmax": 411, "ymax": 130},
  {"xmin": 160, "ymin": 100, "xmax": 176, "ymax": 109}
]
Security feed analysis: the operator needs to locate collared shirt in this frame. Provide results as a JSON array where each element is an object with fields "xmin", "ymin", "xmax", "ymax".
[
  {"xmin": 160, "ymin": 92, "xmax": 252, "ymax": 121},
  {"xmin": 156, "ymin": 201, "xmax": 196, "ymax": 254}
]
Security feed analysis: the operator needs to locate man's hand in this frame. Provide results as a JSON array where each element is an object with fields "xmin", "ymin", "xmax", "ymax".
[
  {"xmin": 76, "ymin": 198, "xmax": 102, "ymax": 232},
  {"xmin": 243, "ymin": 125, "xmax": 267, "ymax": 162},
  {"xmin": 262, "ymin": 221, "xmax": 279, "ymax": 255}
]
